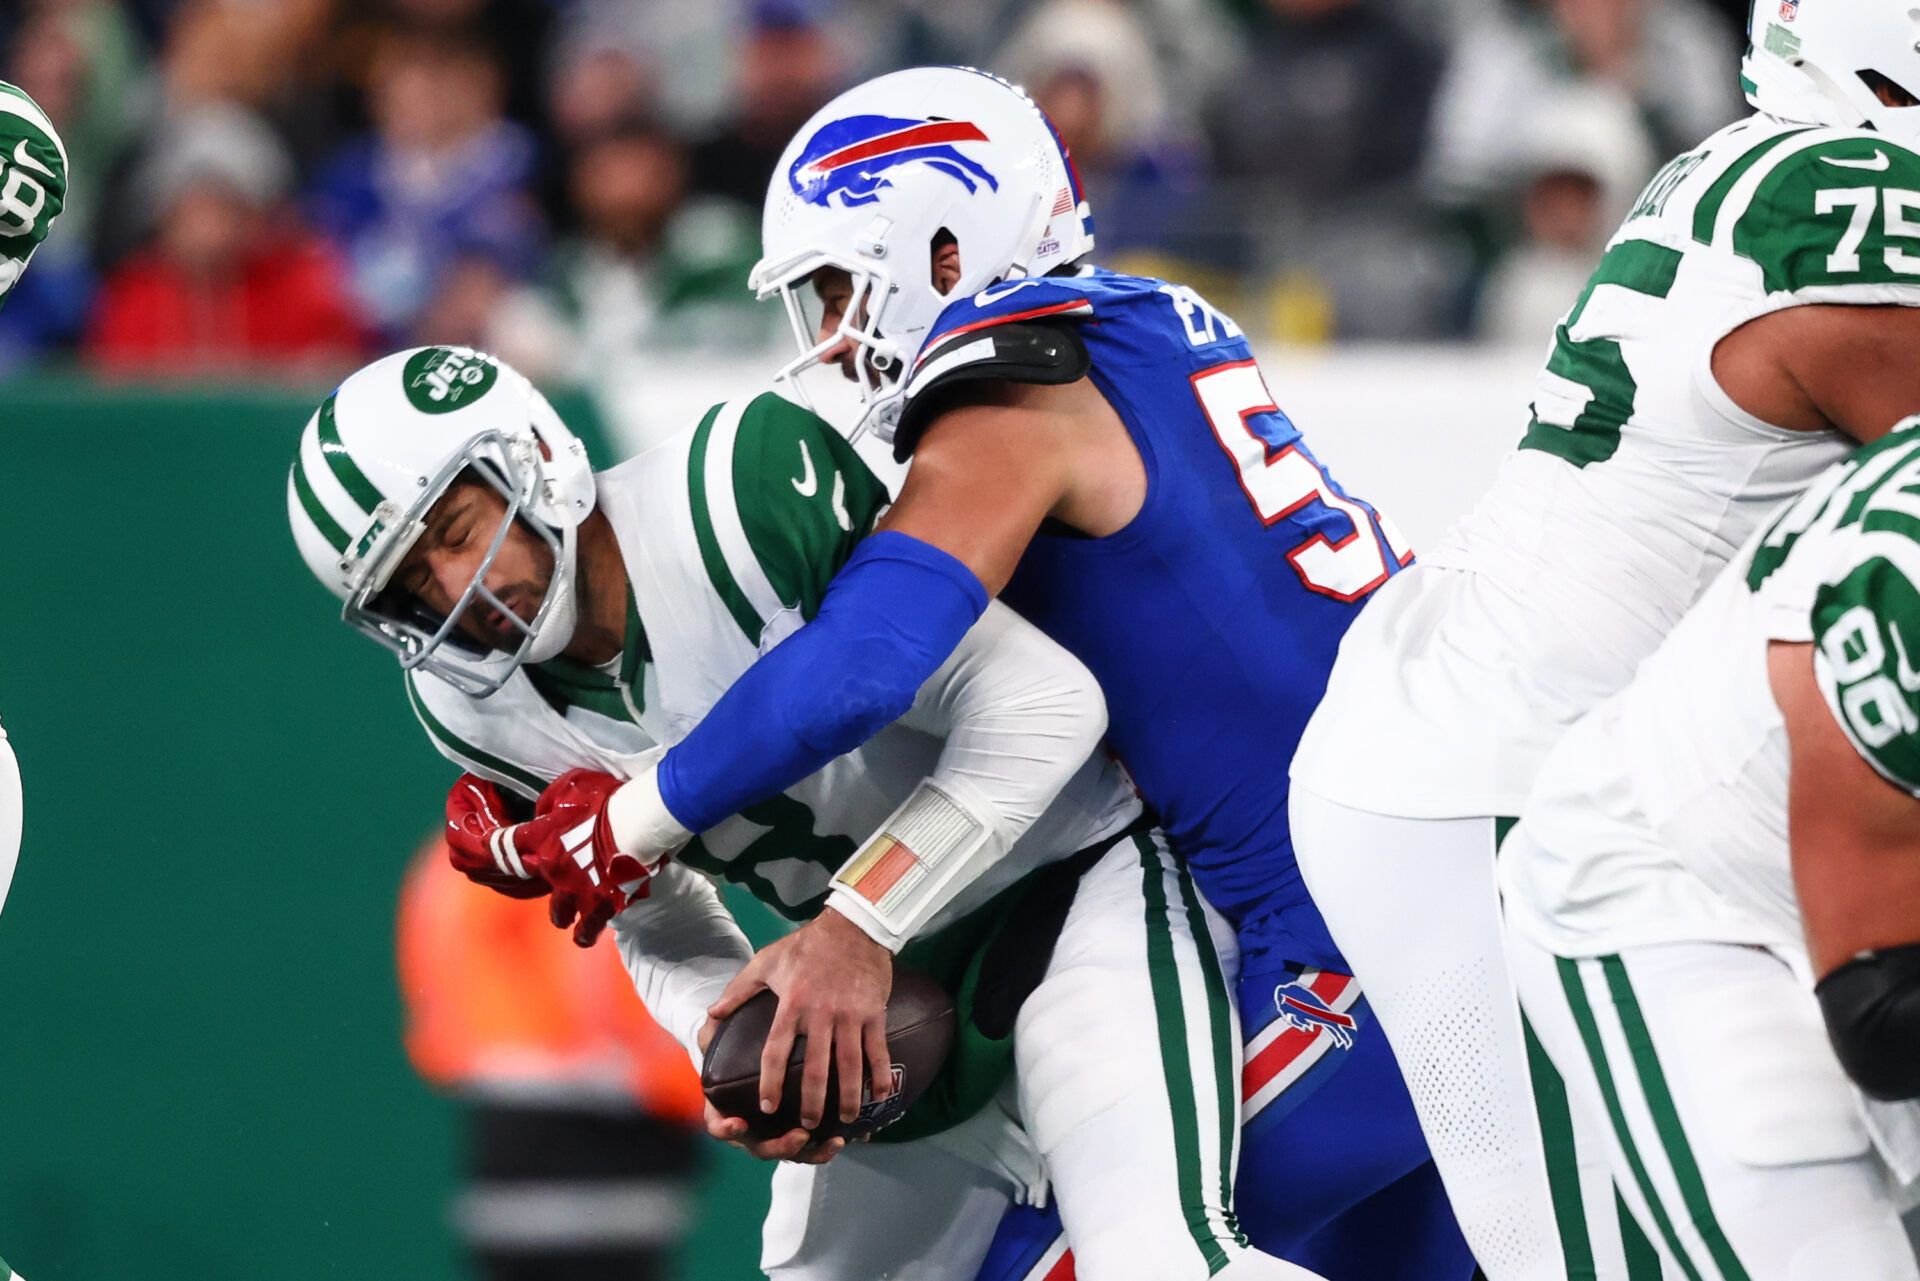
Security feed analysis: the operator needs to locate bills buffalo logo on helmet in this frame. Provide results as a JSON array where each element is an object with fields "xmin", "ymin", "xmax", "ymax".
[{"xmin": 789, "ymin": 114, "xmax": 1000, "ymax": 209}]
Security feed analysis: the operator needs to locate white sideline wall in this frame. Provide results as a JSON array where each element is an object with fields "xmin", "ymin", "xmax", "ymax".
[{"xmin": 592, "ymin": 343, "xmax": 1547, "ymax": 551}]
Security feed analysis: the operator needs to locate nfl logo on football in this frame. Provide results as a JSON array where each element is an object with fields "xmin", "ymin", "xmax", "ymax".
[{"xmin": 1779, "ymin": 0, "xmax": 1798, "ymax": 20}]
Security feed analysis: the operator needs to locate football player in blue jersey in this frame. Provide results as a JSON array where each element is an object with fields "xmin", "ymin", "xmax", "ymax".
[{"xmin": 564, "ymin": 68, "xmax": 1475, "ymax": 1279}]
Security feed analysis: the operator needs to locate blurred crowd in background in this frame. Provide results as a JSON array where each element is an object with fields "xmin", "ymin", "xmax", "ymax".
[{"xmin": 0, "ymin": 0, "xmax": 1753, "ymax": 381}]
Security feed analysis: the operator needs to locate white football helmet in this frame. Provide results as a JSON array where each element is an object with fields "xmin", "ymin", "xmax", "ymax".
[
  {"xmin": 750, "ymin": 65, "xmax": 1095, "ymax": 440},
  {"xmin": 1743, "ymin": 0, "xmax": 1920, "ymax": 146},
  {"xmin": 288, "ymin": 346, "xmax": 596, "ymax": 697}
]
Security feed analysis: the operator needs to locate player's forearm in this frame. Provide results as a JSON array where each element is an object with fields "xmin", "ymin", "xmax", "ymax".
[
  {"xmin": 654, "ymin": 531, "xmax": 989, "ymax": 833},
  {"xmin": 610, "ymin": 863, "xmax": 754, "ymax": 1061},
  {"xmin": 824, "ymin": 602, "xmax": 1110, "ymax": 950}
]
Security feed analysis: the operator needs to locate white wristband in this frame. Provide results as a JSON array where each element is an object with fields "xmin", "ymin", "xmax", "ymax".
[
  {"xmin": 827, "ymin": 778, "xmax": 1001, "ymax": 952},
  {"xmin": 607, "ymin": 764, "xmax": 695, "ymax": 875}
]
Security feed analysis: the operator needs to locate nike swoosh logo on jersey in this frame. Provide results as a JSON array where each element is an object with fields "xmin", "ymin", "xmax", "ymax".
[
  {"xmin": 974, "ymin": 279, "xmax": 1041, "ymax": 306},
  {"xmin": 1820, "ymin": 150, "xmax": 1892, "ymax": 171},
  {"xmin": 792, "ymin": 440, "xmax": 819, "ymax": 497},
  {"xmin": 11, "ymin": 138, "xmax": 54, "ymax": 179}
]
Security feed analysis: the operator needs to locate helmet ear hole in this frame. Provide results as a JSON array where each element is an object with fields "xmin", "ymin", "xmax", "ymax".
[
  {"xmin": 930, "ymin": 227, "xmax": 961, "ymax": 296},
  {"xmin": 1860, "ymin": 68, "xmax": 1920, "ymax": 107}
]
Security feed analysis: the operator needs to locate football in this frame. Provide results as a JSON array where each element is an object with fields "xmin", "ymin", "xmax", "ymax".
[{"xmin": 701, "ymin": 967, "xmax": 957, "ymax": 1143}]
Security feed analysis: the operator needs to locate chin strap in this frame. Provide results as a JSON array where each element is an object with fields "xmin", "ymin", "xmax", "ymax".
[{"xmin": 524, "ymin": 521, "xmax": 582, "ymax": 665}]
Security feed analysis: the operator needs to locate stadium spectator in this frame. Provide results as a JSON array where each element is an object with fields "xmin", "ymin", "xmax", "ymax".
[
  {"xmin": 397, "ymin": 839, "xmax": 704, "ymax": 1281},
  {"xmin": 1202, "ymin": 0, "xmax": 1461, "ymax": 338},
  {"xmin": 1426, "ymin": 0, "xmax": 1742, "ymax": 208},
  {"xmin": 546, "ymin": 0, "xmax": 739, "ymax": 139},
  {"xmin": 380, "ymin": 0, "xmax": 557, "ymax": 136},
  {"xmin": 1476, "ymin": 82, "xmax": 1655, "ymax": 343},
  {"xmin": 1207, "ymin": 0, "xmax": 1441, "ymax": 207},
  {"xmin": 5, "ymin": 0, "xmax": 147, "ymax": 248},
  {"xmin": 688, "ymin": 0, "xmax": 846, "ymax": 209},
  {"xmin": 83, "ymin": 102, "xmax": 367, "ymax": 376},
  {"xmin": 306, "ymin": 24, "xmax": 544, "ymax": 345},
  {"xmin": 154, "ymin": 0, "xmax": 369, "ymax": 194},
  {"xmin": 993, "ymin": 0, "xmax": 1208, "ymax": 258},
  {"xmin": 0, "ymin": 5, "xmax": 128, "ymax": 368},
  {"xmin": 488, "ymin": 117, "xmax": 769, "ymax": 382}
]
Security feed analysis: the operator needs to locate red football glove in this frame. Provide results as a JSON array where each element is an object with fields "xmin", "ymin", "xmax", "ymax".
[
  {"xmin": 444, "ymin": 774, "xmax": 553, "ymax": 900},
  {"xmin": 528, "ymin": 769, "xmax": 659, "ymax": 948}
]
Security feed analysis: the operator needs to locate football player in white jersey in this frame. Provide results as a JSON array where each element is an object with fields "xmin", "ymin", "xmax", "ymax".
[
  {"xmin": 1290, "ymin": 4, "xmax": 1920, "ymax": 1276},
  {"xmin": 1503, "ymin": 426, "xmax": 1920, "ymax": 1279},
  {"xmin": 0, "ymin": 76, "xmax": 66, "ymax": 1281},
  {"xmin": 0, "ymin": 74, "xmax": 68, "ymax": 920},
  {"xmin": 289, "ymin": 348, "xmax": 1319, "ymax": 1281},
  {"xmin": 0, "ymin": 79, "xmax": 65, "ymax": 313}
]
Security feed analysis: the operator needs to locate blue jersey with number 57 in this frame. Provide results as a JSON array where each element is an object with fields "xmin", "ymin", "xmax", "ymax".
[{"xmin": 908, "ymin": 268, "xmax": 1411, "ymax": 967}]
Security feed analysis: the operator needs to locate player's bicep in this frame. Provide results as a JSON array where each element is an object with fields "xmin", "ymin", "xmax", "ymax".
[
  {"xmin": 879, "ymin": 389, "xmax": 1075, "ymax": 597},
  {"xmin": 1774, "ymin": 304, "xmax": 1920, "ymax": 442},
  {"xmin": 1774, "ymin": 640, "xmax": 1920, "ymax": 976}
]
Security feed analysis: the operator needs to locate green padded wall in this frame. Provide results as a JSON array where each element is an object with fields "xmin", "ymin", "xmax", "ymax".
[{"xmin": 0, "ymin": 379, "xmax": 774, "ymax": 1281}]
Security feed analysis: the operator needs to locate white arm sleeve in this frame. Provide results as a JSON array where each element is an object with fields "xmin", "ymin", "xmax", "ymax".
[
  {"xmin": 826, "ymin": 599, "xmax": 1110, "ymax": 950},
  {"xmin": 610, "ymin": 860, "xmax": 754, "ymax": 1065}
]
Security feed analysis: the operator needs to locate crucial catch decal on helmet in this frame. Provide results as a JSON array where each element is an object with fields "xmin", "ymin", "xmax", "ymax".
[{"xmin": 789, "ymin": 114, "xmax": 999, "ymax": 208}]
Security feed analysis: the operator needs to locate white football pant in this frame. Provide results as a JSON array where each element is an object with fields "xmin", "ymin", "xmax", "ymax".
[
  {"xmin": 0, "ymin": 728, "xmax": 19, "ymax": 919},
  {"xmin": 1507, "ymin": 933, "xmax": 1919, "ymax": 1281},
  {"xmin": 763, "ymin": 832, "xmax": 1326, "ymax": 1280},
  {"xmin": 1290, "ymin": 788, "xmax": 1644, "ymax": 1280}
]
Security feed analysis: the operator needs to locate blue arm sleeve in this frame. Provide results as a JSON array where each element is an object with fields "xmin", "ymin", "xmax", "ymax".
[{"xmin": 656, "ymin": 531, "xmax": 990, "ymax": 833}]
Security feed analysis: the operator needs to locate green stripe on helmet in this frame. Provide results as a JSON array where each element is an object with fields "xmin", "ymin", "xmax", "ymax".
[
  {"xmin": 316, "ymin": 394, "xmax": 386, "ymax": 515},
  {"xmin": 291, "ymin": 455, "xmax": 350, "ymax": 553}
]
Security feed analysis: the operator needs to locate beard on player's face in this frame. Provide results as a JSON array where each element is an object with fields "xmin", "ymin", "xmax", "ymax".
[
  {"xmin": 808, "ymin": 234, "xmax": 966, "ymax": 382},
  {"xmin": 396, "ymin": 478, "xmax": 556, "ymax": 654}
]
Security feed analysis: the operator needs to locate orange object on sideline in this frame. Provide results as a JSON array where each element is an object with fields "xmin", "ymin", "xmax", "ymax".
[{"xmin": 397, "ymin": 838, "xmax": 704, "ymax": 1125}]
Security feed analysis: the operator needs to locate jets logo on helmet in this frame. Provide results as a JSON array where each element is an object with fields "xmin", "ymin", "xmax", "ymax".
[
  {"xmin": 789, "ymin": 115, "xmax": 999, "ymax": 209},
  {"xmin": 752, "ymin": 67, "xmax": 1097, "ymax": 442},
  {"xmin": 288, "ymin": 347, "xmax": 597, "ymax": 698}
]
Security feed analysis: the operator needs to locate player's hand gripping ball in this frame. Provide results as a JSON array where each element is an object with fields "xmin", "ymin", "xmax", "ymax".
[{"xmin": 702, "ymin": 967, "xmax": 956, "ymax": 1142}]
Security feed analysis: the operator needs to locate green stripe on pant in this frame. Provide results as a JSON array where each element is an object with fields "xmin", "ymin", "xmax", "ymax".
[
  {"xmin": 1556, "ymin": 955, "xmax": 1707, "ymax": 1281},
  {"xmin": 1599, "ymin": 957, "xmax": 1750, "ymax": 1281},
  {"xmin": 1524, "ymin": 1012, "xmax": 1598, "ymax": 1281},
  {"xmin": 1135, "ymin": 832, "xmax": 1233, "ymax": 1275},
  {"xmin": 1169, "ymin": 832, "xmax": 1249, "ymax": 1250}
]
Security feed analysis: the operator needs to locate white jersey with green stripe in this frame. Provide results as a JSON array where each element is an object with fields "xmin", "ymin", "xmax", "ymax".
[
  {"xmin": 0, "ymin": 81, "xmax": 68, "ymax": 308},
  {"xmin": 1505, "ymin": 430, "xmax": 1920, "ymax": 961},
  {"xmin": 1295, "ymin": 113, "xmax": 1920, "ymax": 818},
  {"xmin": 406, "ymin": 391, "xmax": 1141, "ymax": 926},
  {"xmin": 1503, "ymin": 431, "xmax": 1920, "ymax": 1177}
]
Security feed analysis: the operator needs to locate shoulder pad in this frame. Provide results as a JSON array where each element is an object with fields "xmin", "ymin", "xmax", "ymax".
[
  {"xmin": 893, "ymin": 321, "xmax": 1090, "ymax": 461},
  {"xmin": 1727, "ymin": 132, "xmax": 1920, "ymax": 294}
]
